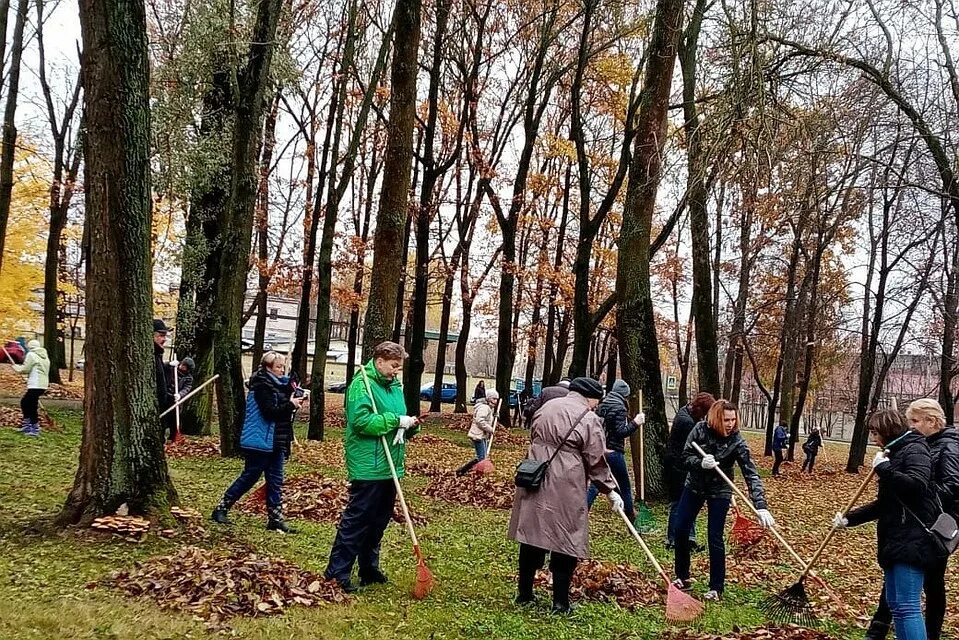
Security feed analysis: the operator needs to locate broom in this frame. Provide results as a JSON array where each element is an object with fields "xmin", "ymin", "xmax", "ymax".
[
  {"xmin": 729, "ymin": 495, "xmax": 766, "ymax": 549},
  {"xmin": 635, "ymin": 389, "xmax": 655, "ymax": 532},
  {"xmin": 615, "ymin": 506, "xmax": 704, "ymax": 621},
  {"xmin": 360, "ymin": 367, "xmax": 435, "ymax": 599}
]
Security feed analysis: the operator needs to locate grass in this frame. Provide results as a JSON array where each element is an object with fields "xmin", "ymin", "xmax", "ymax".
[{"xmin": 0, "ymin": 408, "xmax": 861, "ymax": 639}]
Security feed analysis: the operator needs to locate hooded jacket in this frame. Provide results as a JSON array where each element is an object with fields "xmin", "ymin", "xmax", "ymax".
[
  {"xmin": 344, "ymin": 359, "xmax": 421, "ymax": 481},
  {"xmin": 680, "ymin": 420, "xmax": 768, "ymax": 509},
  {"xmin": 846, "ymin": 431, "xmax": 942, "ymax": 570},
  {"xmin": 240, "ymin": 368, "xmax": 296, "ymax": 454},
  {"xmin": 171, "ymin": 357, "xmax": 195, "ymax": 399},
  {"xmin": 596, "ymin": 380, "xmax": 636, "ymax": 453},
  {"xmin": 927, "ymin": 427, "xmax": 959, "ymax": 519},
  {"xmin": 468, "ymin": 398, "xmax": 496, "ymax": 441},
  {"xmin": 14, "ymin": 343, "xmax": 50, "ymax": 390}
]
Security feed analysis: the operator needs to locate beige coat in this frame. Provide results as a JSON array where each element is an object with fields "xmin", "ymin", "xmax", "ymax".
[
  {"xmin": 507, "ymin": 391, "xmax": 616, "ymax": 558},
  {"xmin": 468, "ymin": 400, "xmax": 495, "ymax": 441}
]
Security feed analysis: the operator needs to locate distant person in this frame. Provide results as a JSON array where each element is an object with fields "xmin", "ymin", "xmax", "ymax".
[
  {"xmin": 665, "ymin": 392, "xmax": 714, "ymax": 550},
  {"xmin": 164, "ymin": 356, "xmax": 196, "ymax": 441},
  {"xmin": 522, "ymin": 377, "xmax": 571, "ymax": 427},
  {"xmin": 515, "ymin": 388, "xmax": 532, "ymax": 428},
  {"xmin": 473, "ymin": 380, "xmax": 486, "ymax": 404},
  {"xmin": 801, "ymin": 427, "xmax": 823, "ymax": 473},
  {"xmin": 153, "ymin": 319, "xmax": 175, "ymax": 420},
  {"xmin": 772, "ymin": 421, "xmax": 788, "ymax": 476},
  {"xmin": 457, "ymin": 389, "xmax": 499, "ymax": 475},
  {"xmin": 586, "ymin": 379, "xmax": 643, "ymax": 523},
  {"xmin": 12, "ymin": 340, "xmax": 50, "ymax": 436}
]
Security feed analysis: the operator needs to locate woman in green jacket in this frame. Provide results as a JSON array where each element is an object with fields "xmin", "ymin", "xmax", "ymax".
[{"xmin": 325, "ymin": 341, "xmax": 420, "ymax": 593}]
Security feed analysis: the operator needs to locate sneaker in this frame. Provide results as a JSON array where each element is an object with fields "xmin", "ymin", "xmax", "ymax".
[
  {"xmin": 359, "ymin": 568, "xmax": 389, "ymax": 586},
  {"xmin": 671, "ymin": 578, "xmax": 693, "ymax": 591},
  {"xmin": 23, "ymin": 424, "xmax": 39, "ymax": 437},
  {"xmin": 703, "ymin": 590, "xmax": 722, "ymax": 601},
  {"xmin": 266, "ymin": 518, "xmax": 297, "ymax": 534},
  {"xmin": 211, "ymin": 506, "xmax": 232, "ymax": 525}
]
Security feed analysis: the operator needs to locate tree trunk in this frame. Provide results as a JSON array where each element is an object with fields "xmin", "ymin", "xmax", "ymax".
[
  {"xmin": 60, "ymin": 0, "xmax": 178, "ymax": 523},
  {"xmin": 0, "ymin": 0, "xmax": 29, "ymax": 271},
  {"xmin": 941, "ymin": 239, "xmax": 959, "ymax": 425},
  {"xmin": 362, "ymin": 0, "xmax": 422, "ymax": 360},
  {"xmin": 617, "ymin": 0, "xmax": 685, "ymax": 502},
  {"xmin": 251, "ymin": 92, "xmax": 280, "ymax": 367},
  {"xmin": 542, "ymin": 165, "xmax": 571, "ymax": 385}
]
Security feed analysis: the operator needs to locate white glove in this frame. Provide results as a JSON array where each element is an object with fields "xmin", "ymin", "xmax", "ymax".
[
  {"xmin": 832, "ymin": 512, "xmax": 848, "ymax": 529},
  {"xmin": 399, "ymin": 415, "xmax": 417, "ymax": 430},
  {"xmin": 701, "ymin": 454, "xmax": 718, "ymax": 470},
  {"xmin": 169, "ymin": 359, "xmax": 179, "ymax": 367},
  {"xmin": 872, "ymin": 451, "xmax": 889, "ymax": 469},
  {"xmin": 756, "ymin": 508, "xmax": 776, "ymax": 529},
  {"xmin": 392, "ymin": 427, "xmax": 407, "ymax": 446},
  {"xmin": 633, "ymin": 412, "xmax": 646, "ymax": 426},
  {"xmin": 607, "ymin": 491, "xmax": 625, "ymax": 513}
]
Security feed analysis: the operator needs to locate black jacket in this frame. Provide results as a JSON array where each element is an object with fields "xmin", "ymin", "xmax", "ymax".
[
  {"xmin": 680, "ymin": 421, "xmax": 768, "ymax": 510},
  {"xmin": 846, "ymin": 431, "xmax": 942, "ymax": 570},
  {"xmin": 154, "ymin": 343, "xmax": 173, "ymax": 411},
  {"xmin": 248, "ymin": 368, "xmax": 296, "ymax": 455},
  {"xmin": 595, "ymin": 392, "xmax": 636, "ymax": 453},
  {"xmin": 927, "ymin": 428, "xmax": 959, "ymax": 518},
  {"xmin": 665, "ymin": 406, "xmax": 697, "ymax": 500},
  {"xmin": 803, "ymin": 432, "xmax": 823, "ymax": 455},
  {"xmin": 524, "ymin": 385, "xmax": 569, "ymax": 424}
]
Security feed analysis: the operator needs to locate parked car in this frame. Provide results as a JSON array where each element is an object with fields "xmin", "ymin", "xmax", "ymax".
[
  {"xmin": 420, "ymin": 382, "xmax": 457, "ymax": 403},
  {"xmin": 2, "ymin": 340, "xmax": 24, "ymax": 364},
  {"xmin": 327, "ymin": 381, "xmax": 349, "ymax": 394}
]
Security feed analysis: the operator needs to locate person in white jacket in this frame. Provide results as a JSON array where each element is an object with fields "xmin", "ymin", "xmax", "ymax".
[
  {"xmin": 12, "ymin": 340, "xmax": 51, "ymax": 436},
  {"xmin": 456, "ymin": 389, "xmax": 499, "ymax": 475}
]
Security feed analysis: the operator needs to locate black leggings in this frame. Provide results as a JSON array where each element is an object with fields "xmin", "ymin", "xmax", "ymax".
[
  {"xmin": 867, "ymin": 557, "xmax": 946, "ymax": 640},
  {"xmin": 517, "ymin": 543, "xmax": 578, "ymax": 607},
  {"xmin": 21, "ymin": 389, "xmax": 45, "ymax": 422}
]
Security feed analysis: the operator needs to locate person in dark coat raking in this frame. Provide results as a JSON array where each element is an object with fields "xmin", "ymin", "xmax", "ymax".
[
  {"xmin": 864, "ymin": 400, "xmax": 959, "ymax": 640},
  {"xmin": 801, "ymin": 427, "xmax": 823, "ymax": 473},
  {"xmin": 587, "ymin": 379, "xmax": 643, "ymax": 522},
  {"xmin": 673, "ymin": 399, "xmax": 775, "ymax": 601},
  {"xmin": 835, "ymin": 408, "xmax": 942, "ymax": 640},
  {"xmin": 211, "ymin": 352, "xmax": 304, "ymax": 533},
  {"xmin": 665, "ymin": 392, "xmax": 714, "ymax": 548}
]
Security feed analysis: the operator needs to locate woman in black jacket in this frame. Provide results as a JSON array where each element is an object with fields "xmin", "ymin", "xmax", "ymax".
[
  {"xmin": 211, "ymin": 351, "xmax": 304, "ymax": 533},
  {"xmin": 586, "ymin": 379, "xmax": 642, "ymax": 522},
  {"xmin": 672, "ymin": 400, "xmax": 775, "ymax": 601},
  {"xmin": 863, "ymin": 400, "xmax": 959, "ymax": 640},
  {"xmin": 801, "ymin": 427, "xmax": 823, "ymax": 473},
  {"xmin": 835, "ymin": 408, "xmax": 941, "ymax": 640}
]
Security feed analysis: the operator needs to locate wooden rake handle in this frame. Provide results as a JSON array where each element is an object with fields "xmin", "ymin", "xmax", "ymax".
[
  {"xmin": 159, "ymin": 374, "xmax": 220, "ymax": 418},
  {"xmin": 617, "ymin": 507, "xmax": 672, "ymax": 586},
  {"xmin": 691, "ymin": 441, "xmax": 806, "ymax": 570},
  {"xmin": 799, "ymin": 467, "xmax": 876, "ymax": 579}
]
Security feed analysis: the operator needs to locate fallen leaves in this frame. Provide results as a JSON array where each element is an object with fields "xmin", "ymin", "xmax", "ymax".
[
  {"xmin": 421, "ymin": 471, "xmax": 515, "ymax": 510},
  {"xmin": 0, "ymin": 365, "xmax": 83, "ymax": 399},
  {"xmin": 103, "ymin": 545, "xmax": 348, "ymax": 624},
  {"xmin": 666, "ymin": 625, "xmax": 838, "ymax": 639},
  {"xmin": 238, "ymin": 472, "xmax": 425, "ymax": 526},
  {"xmin": 534, "ymin": 559, "xmax": 662, "ymax": 610},
  {"xmin": 0, "ymin": 405, "xmax": 58, "ymax": 431},
  {"xmin": 164, "ymin": 436, "xmax": 221, "ymax": 459}
]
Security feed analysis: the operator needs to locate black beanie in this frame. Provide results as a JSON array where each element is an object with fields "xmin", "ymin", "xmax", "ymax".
[{"xmin": 569, "ymin": 377, "xmax": 604, "ymax": 400}]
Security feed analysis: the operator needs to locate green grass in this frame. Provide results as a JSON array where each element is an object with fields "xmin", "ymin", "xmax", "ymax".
[{"xmin": 0, "ymin": 409, "xmax": 859, "ymax": 639}]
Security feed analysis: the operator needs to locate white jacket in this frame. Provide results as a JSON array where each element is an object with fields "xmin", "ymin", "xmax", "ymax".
[{"xmin": 468, "ymin": 400, "xmax": 496, "ymax": 441}]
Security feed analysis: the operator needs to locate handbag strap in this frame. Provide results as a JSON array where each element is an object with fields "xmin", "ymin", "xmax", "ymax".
[
  {"xmin": 534, "ymin": 407, "xmax": 592, "ymax": 465},
  {"xmin": 898, "ymin": 494, "xmax": 945, "ymax": 532}
]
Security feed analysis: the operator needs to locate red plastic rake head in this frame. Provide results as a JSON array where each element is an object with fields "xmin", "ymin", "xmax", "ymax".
[
  {"xmin": 666, "ymin": 582, "xmax": 705, "ymax": 622},
  {"xmin": 730, "ymin": 505, "xmax": 765, "ymax": 548}
]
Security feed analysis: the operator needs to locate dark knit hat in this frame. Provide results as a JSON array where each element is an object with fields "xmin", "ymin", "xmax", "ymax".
[
  {"xmin": 569, "ymin": 377, "xmax": 604, "ymax": 400},
  {"xmin": 153, "ymin": 318, "xmax": 170, "ymax": 333}
]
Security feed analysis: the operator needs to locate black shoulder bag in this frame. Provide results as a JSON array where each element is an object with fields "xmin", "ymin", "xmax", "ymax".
[
  {"xmin": 514, "ymin": 408, "xmax": 590, "ymax": 491},
  {"xmin": 900, "ymin": 495, "xmax": 959, "ymax": 556}
]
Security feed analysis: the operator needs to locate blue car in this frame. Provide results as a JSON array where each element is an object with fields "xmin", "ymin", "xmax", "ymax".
[{"xmin": 420, "ymin": 382, "xmax": 457, "ymax": 403}]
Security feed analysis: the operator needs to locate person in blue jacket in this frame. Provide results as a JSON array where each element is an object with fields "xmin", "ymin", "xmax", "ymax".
[
  {"xmin": 210, "ymin": 351, "xmax": 304, "ymax": 533},
  {"xmin": 772, "ymin": 421, "xmax": 788, "ymax": 476}
]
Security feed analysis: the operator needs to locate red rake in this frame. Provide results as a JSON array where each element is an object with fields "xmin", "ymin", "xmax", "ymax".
[
  {"xmin": 474, "ymin": 430, "xmax": 495, "ymax": 475},
  {"xmin": 615, "ymin": 508, "xmax": 703, "ymax": 622},
  {"xmin": 729, "ymin": 495, "xmax": 765, "ymax": 548}
]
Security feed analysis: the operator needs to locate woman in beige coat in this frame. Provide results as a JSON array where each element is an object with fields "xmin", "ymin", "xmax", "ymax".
[
  {"xmin": 456, "ymin": 389, "xmax": 499, "ymax": 475},
  {"xmin": 508, "ymin": 377, "xmax": 621, "ymax": 613}
]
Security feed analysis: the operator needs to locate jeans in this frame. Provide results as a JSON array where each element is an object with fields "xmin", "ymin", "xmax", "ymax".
[
  {"xmin": 473, "ymin": 439, "xmax": 488, "ymax": 460},
  {"xmin": 20, "ymin": 388, "xmax": 45, "ymax": 422},
  {"xmin": 884, "ymin": 563, "xmax": 928, "ymax": 640},
  {"xmin": 325, "ymin": 479, "xmax": 397, "ymax": 583},
  {"xmin": 517, "ymin": 543, "xmax": 578, "ymax": 608},
  {"xmin": 801, "ymin": 453, "xmax": 817, "ymax": 473},
  {"xmin": 222, "ymin": 449, "xmax": 286, "ymax": 514},
  {"xmin": 772, "ymin": 448, "xmax": 784, "ymax": 475},
  {"xmin": 586, "ymin": 450, "xmax": 635, "ymax": 521},
  {"xmin": 667, "ymin": 499, "xmax": 697, "ymax": 545},
  {"xmin": 869, "ymin": 558, "xmax": 944, "ymax": 640},
  {"xmin": 673, "ymin": 488, "xmax": 730, "ymax": 592}
]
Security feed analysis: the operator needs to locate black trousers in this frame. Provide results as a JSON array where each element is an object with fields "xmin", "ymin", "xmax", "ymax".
[
  {"xmin": 21, "ymin": 389, "xmax": 45, "ymax": 422},
  {"xmin": 867, "ymin": 557, "xmax": 947, "ymax": 640},
  {"xmin": 771, "ymin": 448, "xmax": 784, "ymax": 475},
  {"xmin": 517, "ymin": 543, "xmax": 578, "ymax": 607},
  {"xmin": 325, "ymin": 479, "xmax": 397, "ymax": 582}
]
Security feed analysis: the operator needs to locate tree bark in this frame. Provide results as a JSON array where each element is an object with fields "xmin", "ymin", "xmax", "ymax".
[
  {"xmin": 617, "ymin": 0, "xmax": 685, "ymax": 502},
  {"xmin": 941, "ymin": 238, "xmax": 959, "ymax": 425},
  {"xmin": 0, "ymin": 0, "xmax": 29, "ymax": 271},
  {"xmin": 60, "ymin": 0, "xmax": 177, "ymax": 523}
]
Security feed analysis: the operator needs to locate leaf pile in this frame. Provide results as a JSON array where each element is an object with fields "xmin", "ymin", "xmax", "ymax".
[
  {"xmin": 0, "ymin": 405, "xmax": 58, "ymax": 431},
  {"xmin": 0, "ymin": 365, "xmax": 83, "ymax": 399},
  {"xmin": 421, "ymin": 471, "xmax": 515, "ymax": 510},
  {"xmin": 494, "ymin": 429, "xmax": 530, "ymax": 448},
  {"xmin": 164, "ymin": 436, "xmax": 221, "ymax": 459},
  {"xmin": 103, "ymin": 545, "xmax": 348, "ymax": 623},
  {"xmin": 666, "ymin": 625, "xmax": 838, "ymax": 639},
  {"xmin": 239, "ymin": 472, "xmax": 425, "ymax": 525},
  {"xmin": 534, "ymin": 559, "xmax": 661, "ymax": 610}
]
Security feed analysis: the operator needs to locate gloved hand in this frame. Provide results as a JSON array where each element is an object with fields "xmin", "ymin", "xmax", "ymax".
[
  {"xmin": 872, "ymin": 450, "xmax": 889, "ymax": 469},
  {"xmin": 169, "ymin": 359, "xmax": 179, "ymax": 367},
  {"xmin": 392, "ymin": 427, "xmax": 407, "ymax": 446},
  {"xmin": 756, "ymin": 508, "xmax": 776, "ymax": 529},
  {"xmin": 701, "ymin": 454, "xmax": 718, "ymax": 470},
  {"xmin": 399, "ymin": 415, "xmax": 418, "ymax": 430},
  {"xmin": 832, "ymin": 512, "xmax": 848, "ymax": 529},
  {"xmin": 607, "ymin": 490, "xmax": 625, "ymax": 513},
  {"xmin": 633, "ymin": 412, "xmax": 646, "ymax": 426}
]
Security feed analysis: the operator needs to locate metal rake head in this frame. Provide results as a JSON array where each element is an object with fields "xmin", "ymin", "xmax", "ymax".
[{"xmin": 759, "ymin": 580, "xmax": 817, "ymax": 627}]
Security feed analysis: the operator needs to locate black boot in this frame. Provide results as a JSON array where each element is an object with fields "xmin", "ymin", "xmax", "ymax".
[
  {"xmin": 456, "ymin": 459, "xmax": 479, "ymax": 476},
  {"xmin": 267, "ymin": 507, "xmax": 297, "ymax": 534},
  {"xmin": 211, "ymin": 497, "xmax": 234, "ymax": 525},
  {"xmin": 864, "ymin": 620, "xmax": 891, "ymax": 640},
  {"xmin": 359, "ymin": 568, "xmax": 389, "ymax": 586}
]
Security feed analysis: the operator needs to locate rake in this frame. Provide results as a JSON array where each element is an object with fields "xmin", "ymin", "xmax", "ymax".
[
  {"xmin": 474, "ymin": 430, "xmax": 495, "ymax": 475},
  {"xmin": 615, "ymin": 506, "xmax": 704, "ymax": 621},
  {"xmin": 635, "ymin": 390, "xmax": 655, "ymax": 533},
  {"xmin": 729, "ymin": 495, "xmax": 766, "ymax": 549}
]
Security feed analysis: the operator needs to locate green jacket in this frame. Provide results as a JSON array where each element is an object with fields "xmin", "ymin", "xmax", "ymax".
[
  {"xmin": 14, "ymin": 347, "xmax": 50, "ymax": 390},
  {"xmin": 344, "ymin": 359, "xmax": 420, "ymax": 481}
]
